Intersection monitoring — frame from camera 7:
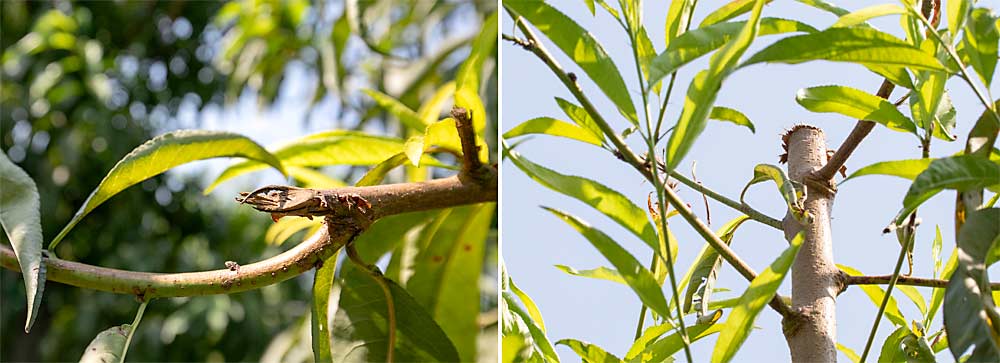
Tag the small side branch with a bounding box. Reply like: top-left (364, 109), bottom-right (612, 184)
top-left (845, 274), bottom-right (1000, 290)
top-left (451, 106), bottom-right (487, 177)
top-left (814, 79), bottom-right (895, 181)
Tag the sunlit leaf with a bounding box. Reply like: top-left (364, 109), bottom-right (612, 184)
top-left (625, 322), bottom-right (674, 361)
top-left (877, 326), bottom-right (910, 363)
top-left (837, 343), bottom-right (861, 363)
top-left (52, 130), bottom-right (284, 249)
top-left (544, 207), bottom-right (670, 319)
top-left (647, 17), bottom-right (817, 90)
top-left (840, 264), bottom-right (908, 326)
top-left (742, 27), bottom-right (947, 71)
top-left (455, 11), bottom-right (497, 134)
top-left (554, 97), bottom-right (606, 145)
top-left (664, 0), bottom-right (694, 48)
top-left (505, 1), bottom-right (638, 124)
top-left (711, 232), bottom-right (804, 363)
top-left (503, 117), bottom-right (604, 146)
top-left (205, 130), bottom-right (403, 194)
top-left (795, 85), bottom-right (917, 134)
top-left (709, 106), bottom-right (756, 133)
top-left (0, 152), bottom-right (45, 332)
top-left (407, 203), bottom-right (495, 361)
top-left (286, 166), bottom-right (346, 188)
top-left (962, 8), bottom-right (999, 87)
top-left (795, 0), bottom-right (849, 17)
top-left (635, 322), bottom-right (723, 361)
top-left (330, 265), bottom-right (461, 362)
top-left (556, 339), bottom-right (623, 363)
top-left (664, 0), bottom-right (766, 171)
top-left (264, 217), bottom-right (322, 245)
top-left (740, 164), bottom-right (805, 220)
top-left (505, 147), bottom-right (659, 254)
top-left (844, 158), bottom-right (933, 183)
top-left (894, 155), bottom-right (1000, 224)
top-left (363, 89), bottom-right (427, 131)
top-left (503, 291), bottom-right (560, 363)
top-left (700, 0), bottom-right (774, 26)
top-left (509, 278), bottom-right (547, 333)
top-left (417, 82), bottom-right (456, 126)
top-left (554, 264), bottom-right (626, 285)
top-left (831, 4), bottom-right (904, 28)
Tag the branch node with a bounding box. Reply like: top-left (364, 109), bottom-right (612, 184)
top-left (451, 106), bottom-right (488, 180)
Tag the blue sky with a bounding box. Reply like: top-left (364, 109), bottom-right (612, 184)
top-left (501, 1), bottom-right (999, 361)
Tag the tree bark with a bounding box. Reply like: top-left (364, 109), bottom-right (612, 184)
top-left (782, 125), bottom-right (838, 362)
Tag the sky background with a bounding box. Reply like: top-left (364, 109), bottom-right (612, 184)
top-left (501, 1), bottom-right (999, 362)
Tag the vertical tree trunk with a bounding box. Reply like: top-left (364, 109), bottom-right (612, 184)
top-left (782, 125), bottom-right (838, 362)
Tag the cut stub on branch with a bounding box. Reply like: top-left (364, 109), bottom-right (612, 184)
top-left (238, 185), bottom-right (372, 224)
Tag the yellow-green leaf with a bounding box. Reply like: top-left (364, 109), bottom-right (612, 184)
top-left (743, 27), bottom-right (947, 71)
top-left (52, 130), bottom-right (283, 249)
top-left (796, 85), bottom-right (917, 134)
top-left (503, 117), bottom-right (604, 146)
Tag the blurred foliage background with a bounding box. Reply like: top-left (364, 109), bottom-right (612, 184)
top-left (0, 0), bottom-right (497, 361)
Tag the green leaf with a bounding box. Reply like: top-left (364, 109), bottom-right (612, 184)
top-left (739, 164), bottom-right (805, 220)
top-left (711, 232), bottom-right (804, 363)
top-left (897, 284), bottom-right (927, 316)
top-left (205, 130), bottom-right (403, 194)
top-left (503, 290), bottom-right (560, 363)
top-left (664, 0), bottom-right (695, 47)
top-left (909, 40), bottom-right (950, 139)
top-left (831, 4), bottom-right (904, 28)
top-left (625, 322), bottom-right (675, 361)
top-left (637, 26), bottom-right (657, 83)
top-left (932, 225), bottom-right (944, 279)
top-left (554, 264), bottom-right (626, 285)
top-left (79, 324), bottom-right (130, 363)
top-left (508, 278), bottom-right (546, 333)
top-left (795, 85), bottom-right (917, 134)
top-left (795, 0), bottom-right (849, 17)
top-left (330, 265), bottom-right (461, 362)
top-left (683, 216), bottom-right (751, 314)
top-left (709, 106), bottom-right (756, 133)
top-left (947, 0), bottom-right (971, 40)
top-left (963, 8), bottom-right (999, 87)
top-left (664, 0), bottom-right (767, 171)
top-left (455, 11), bottom-right (497, 134)
top-left (264, 217), bottom-right (322, 245)
top-left (895, 155), bottom-right (1000, 224)
top-left (631, 323), bottom-right (723, 362)
top-left (503, 117), bottom-right (605, 146)
top-left (877, 326), bottom-right (911, 363)
top-left (504, 148), bottom-right (659, 255)
top-left (417, 82), bottom-right (456, 126)
top-left (557, 339), bottom-right (623, 363)
top-left (505, 1), bottom-right (638, 124)
top-left (742, 27), bottom-right (947, 71)
top-left (544, 207), bottom-right (671, 319)
top-left (363, 89), bottom-right (427, 131)
top-left (51, 130), bottom-right (283, 249)
top-left (700, 0), bottom-right (774, 27)
top-left (554, 97), bottom-right (606, 146)
top-left (839, 264), bottom-right (908, 326)
top-left (357, 153), bottom-right (409, 187)
top-left (925, 247), bottom-right (958, 326)
top-left (406, 203), bottom-right (494, 362)
top-left (312, 249), bottom-right (340, 363)
top-left (647, 17), bottom-right (817, 89)
top-left (286, 166), bottom-right (347, 188)
top-left (837, 343), bottom-right (862, 363)
top-left (406, 118), bottom-right (490, 167)
top-left (844, 158), bottom-right (933, 183)
top-left (0, 152), bottom-right (45, 332)
top-left (944, 209), bottom-right (1000, 362)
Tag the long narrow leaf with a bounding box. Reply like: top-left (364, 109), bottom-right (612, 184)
top-left (505, 1), bottom-right (638, 124)
top-left (544, 207), bottom-right (671, 319)
top-left (52, 130), bottom-right (284, 249)
top-left (742, 27), bottom-right (947, 71)
top-left (944, 209), bottom-right (1000, 362)
top-left (894, 155), bottom-right (1000, 224)
top-left (711, 232), bottom-right (804, 363)
top-left (455, 11), bottom-right (498, 134)
top-left (795, 85), bottom-right (917, 135)
top-left (0, 152), bottom-right (45, 332)
top-left (503, 117), bottom-right (605, 146)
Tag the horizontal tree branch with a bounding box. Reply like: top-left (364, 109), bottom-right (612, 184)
top-left (845, 273), bottom-right (1000, 290)
top-left (0, 172), bottom-right (497, 299)
top-left (506, 19), bottom-right (794, 318)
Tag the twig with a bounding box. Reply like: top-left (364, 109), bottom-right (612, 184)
top-left (507, 11), bottom-right (793, 318)
top-left (451, 106), bottom-right (486, 176)
top-left (814, 79), bottom-right (895, 181)
top-left (691, 162), bottom-right (711, 226)
top-left (659, 160), bottom-right (783, 229)
top-left (844, 273), bottom-right (1000, 290)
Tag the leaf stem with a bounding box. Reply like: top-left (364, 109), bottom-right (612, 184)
top-left (120, 300), bottom-right (149, 363)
